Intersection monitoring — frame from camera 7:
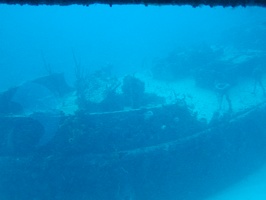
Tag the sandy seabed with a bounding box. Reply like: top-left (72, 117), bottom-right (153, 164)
top-left (137, 73), bottom-right (266, 123)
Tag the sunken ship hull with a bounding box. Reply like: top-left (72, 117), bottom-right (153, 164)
top-left (0, 74), bottom-right (266, 200)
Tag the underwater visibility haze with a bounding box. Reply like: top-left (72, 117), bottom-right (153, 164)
top-left (0, 4), bottom-right (266, 200)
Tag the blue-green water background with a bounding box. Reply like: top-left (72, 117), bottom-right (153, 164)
top-left (0, 5), bottom-right (266, 90)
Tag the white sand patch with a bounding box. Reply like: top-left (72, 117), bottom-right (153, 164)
top-left (229, 77), bottom-right (266, 113)
top-left (136, 74), bottom-right (220, 121)
top-left (57, 91), bottom-right (79, 115)
top-left (136, 73), bottom-right (266, 123)
top-left (206, 165), bottom-right (266, 200)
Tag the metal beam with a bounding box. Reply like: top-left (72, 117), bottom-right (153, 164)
top-left (0, 0), bottom-right (266, 7)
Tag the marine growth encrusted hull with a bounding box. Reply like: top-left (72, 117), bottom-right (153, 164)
top-left (0, 100), bottom-right (266, 200)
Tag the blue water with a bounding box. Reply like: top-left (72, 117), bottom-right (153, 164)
top-left (0, 4), bottom-right (266, 200)
top-left (0, 5), bottom-right (265, 89)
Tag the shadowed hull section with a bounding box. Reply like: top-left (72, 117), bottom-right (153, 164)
top-left (0, 103), bottom-right (265, 200)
